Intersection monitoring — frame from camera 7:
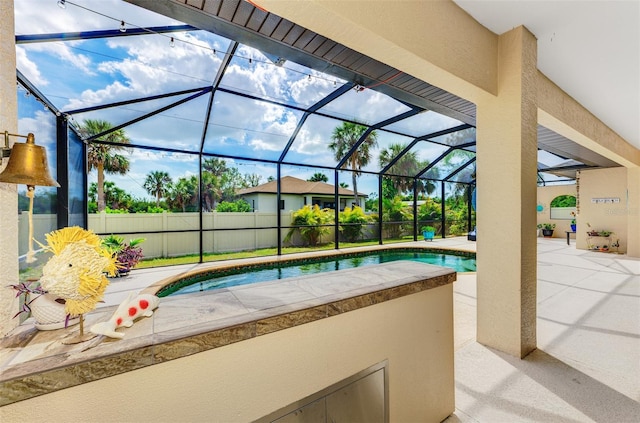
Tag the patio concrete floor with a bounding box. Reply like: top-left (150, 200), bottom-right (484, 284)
top-left (103, 237), bottom-right (640, 422)
top-left (449, 237), bottom-right (639, 422)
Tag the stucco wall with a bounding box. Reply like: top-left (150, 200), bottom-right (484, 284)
top-left (0, 286), bottom-right (455, 423)
top-left (536, 184), bottom-right (578, 238)
top-left (575, 168), bottom-right (629, 253)
top-left (261, 0), bottom-right (497, 105)
top-left (0, 0), bottom-right (19, 336)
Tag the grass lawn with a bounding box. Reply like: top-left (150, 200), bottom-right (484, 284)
top-left (135, 240), bottom-right (386, 268)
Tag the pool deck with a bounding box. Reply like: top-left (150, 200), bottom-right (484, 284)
top-left (2, 236), bottom-right (639, 421)
top-left (0, 243), bottom-right (458, 406)
top-left (449, 237), bottom-right (640, 422)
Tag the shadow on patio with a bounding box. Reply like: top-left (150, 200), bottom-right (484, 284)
top-left (448, 238), bottom-right (640, 422)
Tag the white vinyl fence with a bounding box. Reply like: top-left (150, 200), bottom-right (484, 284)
top-left (18, 212), bottom-right (346, 259)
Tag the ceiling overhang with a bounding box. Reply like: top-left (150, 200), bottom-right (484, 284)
top-left (127, 0), bottom-right (621, 179)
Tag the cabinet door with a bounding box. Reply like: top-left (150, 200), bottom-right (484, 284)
top-left (326, 368), bottom-right (385, 423)
top-left (258, 363), bottom-right (387, 423)
top-left (272, 398), bottom-right (325, 423)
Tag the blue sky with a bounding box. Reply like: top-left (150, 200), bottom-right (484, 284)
top-left (15, 0), bottom-right (480, 201)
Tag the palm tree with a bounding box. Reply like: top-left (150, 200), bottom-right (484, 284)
top-left (441, 149), bottom-right (475, 197)
top-left (80, 119), bottom-right (131, 212)
top-left (379, 143), bottom-right (434, 196)
top-left (308, 172), bottom-right (328, 183)
top-left (88, 181), bottom-right (131, 211)
top-left (202, 157), bottom-right (228, 209)
top-left (243, 173), bottom-right (263, 187)
top-left (200, 171), bottom-right (220, 212)
top-left (144, 171), bottom-right (172, 207)
top-left (328, 122), bottom-right (378, 207)
top-left (168, 176), bottom-right (197, 212)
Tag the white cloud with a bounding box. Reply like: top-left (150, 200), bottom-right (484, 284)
top-left (20, 41), bottom-right (95, 75)
top-left (289, 69), bottom-right (341, 106)
top-left (18, 110), bottom-right (56, 148)
top-left (15, 0), bottom-right (177, 34)
top-left (15, 47), bottom-right (48, 86)
top-left (320, 88), bottom-right (410, 125)
top-left (65, 81), bottom-right (131, 110)
top-left (61, 36), bottom-right (220, 112)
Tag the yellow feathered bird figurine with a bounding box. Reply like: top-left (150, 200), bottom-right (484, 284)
top-left (39, 227), bottom-right (117, 316)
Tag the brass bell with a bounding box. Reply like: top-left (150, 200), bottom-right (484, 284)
top-left (0, 132), bottom-right (60, 187)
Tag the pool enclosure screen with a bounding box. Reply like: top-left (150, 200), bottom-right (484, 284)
top-left (13, 0), bottom-right (594, 264)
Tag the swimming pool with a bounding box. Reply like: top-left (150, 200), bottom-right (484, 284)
top-left (158, 248), bottom-right (475, 297)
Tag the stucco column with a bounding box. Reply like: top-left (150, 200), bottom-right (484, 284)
top-left (0, 0), bottom-right (19, 335)
top-left (476, 26), bottom-right (538, 358)
top-left (627, 167), bottom-right (640, 257)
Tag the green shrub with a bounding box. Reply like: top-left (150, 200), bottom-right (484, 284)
top-left (382, 196), bottom-right (412, 238)
top-left (284, 205), bottom-right (333, 246)
top-left (339, 206), bottom-right (371, 242)
top-left (216, 199), bottom-right (251, 212)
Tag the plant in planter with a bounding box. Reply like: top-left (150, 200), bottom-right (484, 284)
top-left (570, 212), bottom-right (577, 232)
top-left (537, 223), bottom-right (556, 237)
top-left (102, 235), bottom-right (145, 277)
top-left (9, 280), bottom-right (80, 330)
top-left (421, 225), bottom-right (436, 241)
top-left (585, 222), bottom-right (600, 237)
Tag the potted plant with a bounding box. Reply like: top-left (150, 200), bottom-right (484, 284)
top-left (102, 235), bottom-right (145, 277)
top-left (537, 223), bottom-right (556, 237)
top-left (9, 280), bottom-right (80, 330)
top-left (421, 225), bottom-right (436, 241)
top-left (570, 212), bottom-right (576, 232)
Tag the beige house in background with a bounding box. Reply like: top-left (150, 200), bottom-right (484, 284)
top-left (237, 176), bottom-right (367, 212)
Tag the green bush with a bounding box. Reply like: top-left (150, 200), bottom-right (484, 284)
top-left (550, 195), bottom-right (576, 208)
top-left (339, 206), bottom-right (370, 242)
top-left (216, 199), bottom-right (251, 212)
top-left (284, 205), bottom-right (333, 246)
top-left (418, 198), bottom-right (441, 221)
top-left (382, 196), bottom-right (412, 238)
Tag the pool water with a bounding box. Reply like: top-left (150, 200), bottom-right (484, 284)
top-left (163, 250), bottom-right (475, 296)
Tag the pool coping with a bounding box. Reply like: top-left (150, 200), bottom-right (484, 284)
top-left (1, 245), bottom-right (464, 406)
top-left (145, 242), bottom-right (475, 297)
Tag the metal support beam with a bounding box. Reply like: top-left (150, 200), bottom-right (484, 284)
top-left (279, 82), bottom-right (354, 162)
top-left (441, 180), bottom-right (446, 239)
top-left (56, 116), bottom-right (69, 230)
top-left (201, 42), bottom-right (238, 153)
top-left (83, 88), bottom-right (212, 142)
top-left (443, 157), bottom-right (476, 181)
top-left (16, 25), bottom-right (197, 44)
top-left (378, 175), bottom-right (383, 245)
top-left (336, 108), bottom-right (423, 171)
top-left (334, 169), bottom-right (340, 250)
top-left (277, 164), bottom-right (282, 256)
top-left (412, 179), bottom-right (418, 241)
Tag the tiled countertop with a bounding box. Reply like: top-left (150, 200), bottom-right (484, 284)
top-left (0, 260), bottom-right (456, 406)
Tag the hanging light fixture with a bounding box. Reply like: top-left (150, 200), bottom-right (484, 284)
top-left (1, 131), bottom-right (60, 263)
top-left (120, 20), bottom-right (126, 33)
